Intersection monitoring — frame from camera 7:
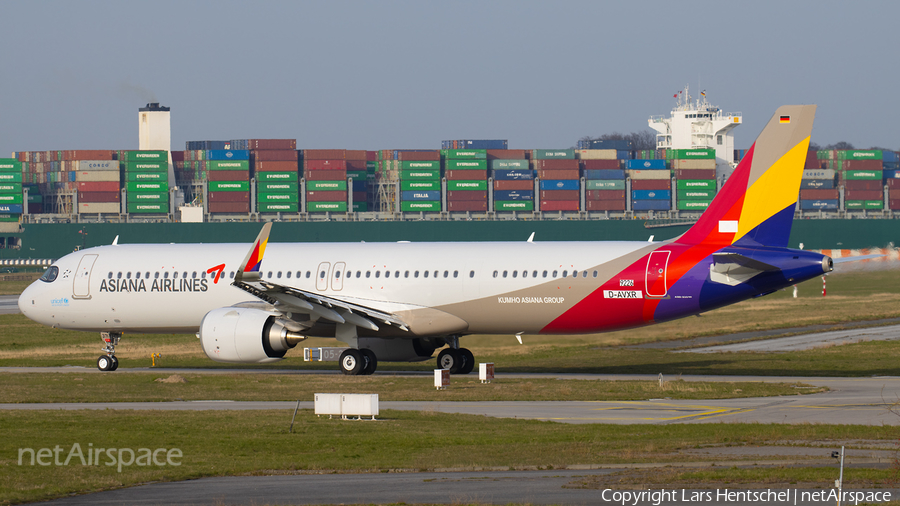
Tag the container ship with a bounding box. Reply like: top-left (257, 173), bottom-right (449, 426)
top-left (1, 93), bottom-right (898, 262)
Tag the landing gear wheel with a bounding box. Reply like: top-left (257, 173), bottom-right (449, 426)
top-left (339, 349), bottom-right (365, 376)
top-left (458, 348), bottom-right (475, 375)
top-left (360, 349), bottom-right (377, 375)
top-left (97, 355), bottom-right (113, 371)
top-left (109, 356), bottom-right (119, 371)
top-left (437, 348), bottom-right (462, 374)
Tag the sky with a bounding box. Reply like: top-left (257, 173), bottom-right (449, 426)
top-left (1, 0), bottom-right (899, 156)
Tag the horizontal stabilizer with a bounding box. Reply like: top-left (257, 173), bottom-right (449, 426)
top-left (710, 252), bottom-right (779, 286)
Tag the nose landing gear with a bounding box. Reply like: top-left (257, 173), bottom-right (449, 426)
top-left (97, 331), bottom-right (121, 371)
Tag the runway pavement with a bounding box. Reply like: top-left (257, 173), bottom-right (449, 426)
top-left (683, 324), bottom-right (900, 353)
top-left (0, 294), bottom-right (19, 314)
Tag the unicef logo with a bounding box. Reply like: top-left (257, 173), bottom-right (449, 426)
top-left (643, 161), bottom-right (651, 168)
top-left (556, 182), bottom-right (564, 188)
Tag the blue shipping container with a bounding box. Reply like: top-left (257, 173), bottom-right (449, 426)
top-left (492, 169), bottom-right (534, 180)
top-left (883, 151), bottom-right (899, 163)
top-left (401, 190), bottom-right (440, 201)
top-left (632, 200), bottom-right (670, 211)
top-left (0, 204), bottom-right (23, 213)
top-left (351, 180), bottom-right (367, 191)
top-left (207, 150), bottom-right (250, 161)
top-left (626, 159), bottom-right (666, 170)
top-left (800, 179), bottom-right (835, 189)
top-left (632, 190), bottom-right (671, 200)
top-left (493, 190), bottom-right (534, 201)
top-left (799, 199), bottom-right (838, 210)
top-left (616, 150), bottom-right (633, 160)
top-left (584, 169), bottom-right (625, 180)
top-left (586, 139), bottom-right (633, 150)
top-left (883, 169), bottom-right (900, 179)
top-left (539, 180), bottom-right (580, 191)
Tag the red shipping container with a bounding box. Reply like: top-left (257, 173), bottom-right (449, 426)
top-left (800, 189), bottom-right (839, 200)
top-left (209, 202), bottom-right (251, 213)
top-left (64, 150), bottom-right (115, 161)
top-left (303, 149), bottom-right (345, 160)
top-left (493, 180), bottom-right (533, 191)
top-left (79, 192), bottom-right (120, 203)
top-left (171, 151), bottom-right (185, 162)
top-left (889, 179), bottom-right (900, 189)
top-left (538, 169), bottom-right (579, 180)
top-left (804, 149), bottom-right (819, 169)
top-left (586, 199), bottom-right (626, 211)
top-left (447, 200), bottom-right (487, 212)
top-left (306, 190), bottom-right (347, 202)
top-left (535, 159), bottom-right (579, 170)
top-left (586, 190), bottom-right (626, 200)
top-left (208, 192), bottom-right (250, 202)
top-left (366, 151), bottom-right (378, 161)
top-left (305, 169), bottom-right (347, 181)
top-left (632, 179), bottom-right (671, 190)
top-left (77, 181), bottom-right (119, 192)
top-left (207, 170), bottom-right (249, 181)
top-left (351, 191), bottom-right (367, 202)
top-left (305, 159), bottom-right (347, 171)
top-left (446, 170), bottom-right (487, 180)
top-left (541, 200), bottom-right (580, 211)
top-left (540, 190), bottom-right (579, 200)
top-left (28, 203), bottom-right (42, 214)
top-left (486, 149), bottom-right (528, 160)
top-left (251, 150), bottom-right (298, 161)
top-left (675, 169), bottom-right (716, 180)
top-left (581, 159), bottom-right (621, 170)
top-left (891, 199), bottom-right (900, 210)
top-left (889, 189), bottom-right (900, 199)
top-left (255, 160), bottom-right (299, 172)
top-left (447, 191), bottom-right (487, 201)
top-left (248, 139), bottom-right (296, 150)
top-left (841, 159), bottom-right (883, 171)
top-left (346, 160), bottom-right (367, 171)
top-left (345, 150), bottom-right (367, 161)
top-left (845, 190), bottom-right (883, 201)
top-left (843, 180), bottom-right (882, 191)
top-left (397, 151), bottom-right (440, 161)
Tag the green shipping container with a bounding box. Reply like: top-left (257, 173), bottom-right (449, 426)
top-left (0, 159), bottom-right (23, 172)
top-left (532, 149), bottom-right (575, 160)
top-left (0, 183), bottom-right (22, 193)
top-left (257, 171), bottom-right (298, 182)
top-left (677, 200), bottom-right (712, 211)
top-left (257, 193), bottom-right (299, 203)
top-left (125, 161), bottom-right (167, 172)
top-left (843, 170), bottom-right (882, 180)
top-left (127, 202), bottom-right (167, 213)
top-left (586, 180), bottom-right (625, 190)
top-left (126, 181), bottom-right (168, 193)
top-left (27, 194), bottom-right (43, 204)
top-left (209, 181), bottom-right (250, 192)
top-left (676, 179), bottom-right (716, 190)
top-left (677, 189), bottom-right (716, 200)
top-left (207, 160), bottom-right (250, 171)
top-left (0, 193), bottom-right (23, 204)
top-left (865, 200), bottom-right (884, 209)
top-left (125, 172), bottom-right (166, 182)
top-left (401, 180), bottom-right (440, 191)
top-left (124, 151), bottom-right (167, 162)
top-left (669, 148), bottom-right (715, 159)
top-left (347, 171), bottom-right (367, 179)
top-left (307, 201), bottom-right (347, 212)
top-left (366, 161), bottom-right (377, 172)
top-left (0, 214), bottom-right (19, 222)
top-left (0, 173), bottom-right (23, 183)
top-left (401, 160), bottom-right (440, 170)
top-left (307, 180), bottom-right (346, 191)
top-left (259, 182), bottom-right (299, 193)
top-left (129, 192), bottom-right (167, 202)
top-left (259, 203), bottom-right (299, 213)
top-left (837, 150), bottom-right (882, 161)
top-left (401, 201), bottom-right (441, 212)
top-left (444, 149), bottom-right (487, 159)
top-left (495, 200), bottom-right (534, 211)
top-left (400, 169), bottom-right (440, 180)
top-left (490, 159), bottom-right (529, 169)
top-left (448, 180), bottom-right (487, 191)
top-left (445, 159), bottom-right (487, 170)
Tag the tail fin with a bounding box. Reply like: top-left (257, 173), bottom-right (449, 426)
top-left (678, 105), bottom-right (816, 248)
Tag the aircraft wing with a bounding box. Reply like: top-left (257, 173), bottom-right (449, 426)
top-left (231, 224), bottom-right (409, 333)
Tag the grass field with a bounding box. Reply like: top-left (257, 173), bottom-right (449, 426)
top-left (1, 410), bottom-right (898, 505)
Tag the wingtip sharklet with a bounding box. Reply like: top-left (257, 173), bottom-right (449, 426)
top-left (235, 223), bottom-right (272, 283)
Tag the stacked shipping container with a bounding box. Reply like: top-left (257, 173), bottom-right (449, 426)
top-left (399, 151), bottom-right (441, 212)
top-left (534, 149), bottom-right (579, 211)
top-left (444, 149), bottom-right (488, 212)
top-left (122, 151), bottom-right (168, 214)
top-left (669, 149), bottom-right (716, 212)
top-left (252, 140), bottom-right (299, 213)
top-left (305, 150), bottom-right (349, 213)
top-left (0, 159), bottom-right (23, 220)
top-left (491, 150), bottom-right (533, 212)
top-left (582, 151), bottom-right (625, 211)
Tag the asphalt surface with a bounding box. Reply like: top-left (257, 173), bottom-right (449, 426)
top-left (683, 324), bottom-right (900, 353)
top-left (0, 294), bottom-right (19, 314)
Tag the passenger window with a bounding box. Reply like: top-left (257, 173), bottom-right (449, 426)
top-left (277, 271), bottom-right (282, 279)
top-left (562, 270), bottom-right (568, 277)
top-left (533, 270), bottom-right (538, 277)
top-left (414, 271), bottom-right (419, 278)
top-left (126, 272), bottom-right (131, 279)
top-left (522, 271), bottom-right (527, 278)
top-left (395, 271), bottom-right (400, 278)
top-left (174, 272), bottom-right (179, 279)
top-left (335, 271), bottom-right (341, 278)
top-left (107, 272), bottom-right (113, 279)
top-left (582, 271), bottom-right (588, 278)
top-left (443, 271), bottom-right (448, 278)
top-left (405, 271), bottom-right (409, 278)
top-left (503, 271), bottom-right (508, 278)
top-left (512, 271), bottom-right (518, 278)
top-left (356, 271), bottom-right (361, 278)
top-left (154, 272), bottom-right (160, 279)
top-left (433, 271), bottom-right (438, 278)
top-left (469, 271), bottom-right (474, 278)
top-left (552, 270), bottom-right (558, 277)
top-left (229, 272), bottom-right (234, 279)
top-left (192, 272), bottom-right (197, 279)
top-left (319, 270), bottom-right (326, 279)
top-left (453, 271), bottom-right (458, 278)
top-left (493, 271), bottom-right (498, 278)
top-left (135, 272), bottom-right (141, 279)
top-left (384, 271), bottom-right (389, 278)
top-left (366, 271), bottom-right (371, 278)
top-left (376, 271), bottom-right (381, 278)
top-left (117, 272), bottom-right (122, 279)
top-left (164, 272), bottom-right (169, 279)
top-left (297, 271), bottom-right (302, 278)
top-left (201, 271), bottom-right (206, 279)
top-left (593, 270), bottom-right (598, 278)
top-left (543, 270), bottom-right (548, 278)
top-left (286, 271), bottom-right (291, 278)
top-left (424, 271), bottom-right (429, 278)
top-left (183, 272), bottom-right (187, 279)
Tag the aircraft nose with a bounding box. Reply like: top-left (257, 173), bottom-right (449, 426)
top-left (18, 282), bottom-right (37, 316)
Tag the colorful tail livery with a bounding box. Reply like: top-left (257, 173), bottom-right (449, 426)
top-left (544, 105), bottom-right (832, 333)
top-left (234, 222), bottom-right (271, 282)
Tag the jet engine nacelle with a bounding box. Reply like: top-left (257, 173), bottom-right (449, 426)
top-left (199, 307), bottom-right (307, 364)
top-left (358, 337), bottom-right (438, 362)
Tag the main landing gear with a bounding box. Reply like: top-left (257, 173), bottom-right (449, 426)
top-left (97, 332), bottom-right (121, 371)
top-left (339, 348), bottom-right (378, 376)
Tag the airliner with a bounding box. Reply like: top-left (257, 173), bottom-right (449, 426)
top-left (19, 105), bottom-right (835, 375)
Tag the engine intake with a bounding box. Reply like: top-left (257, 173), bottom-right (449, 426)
top-left (199, 307), bottom-right (307, 364)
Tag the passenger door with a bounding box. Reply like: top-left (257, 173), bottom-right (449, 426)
top-left (315, 262), bottom-right (331, 291)
top-left (331, 262), bottom-right (346, 291)
top-left (645, 250), bottom-right (670, 298)
top-left (73, 254), bottom-right (98, 299)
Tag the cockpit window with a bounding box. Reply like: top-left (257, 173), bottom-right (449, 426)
top-left (39, 266), bottom-right (59, 283)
